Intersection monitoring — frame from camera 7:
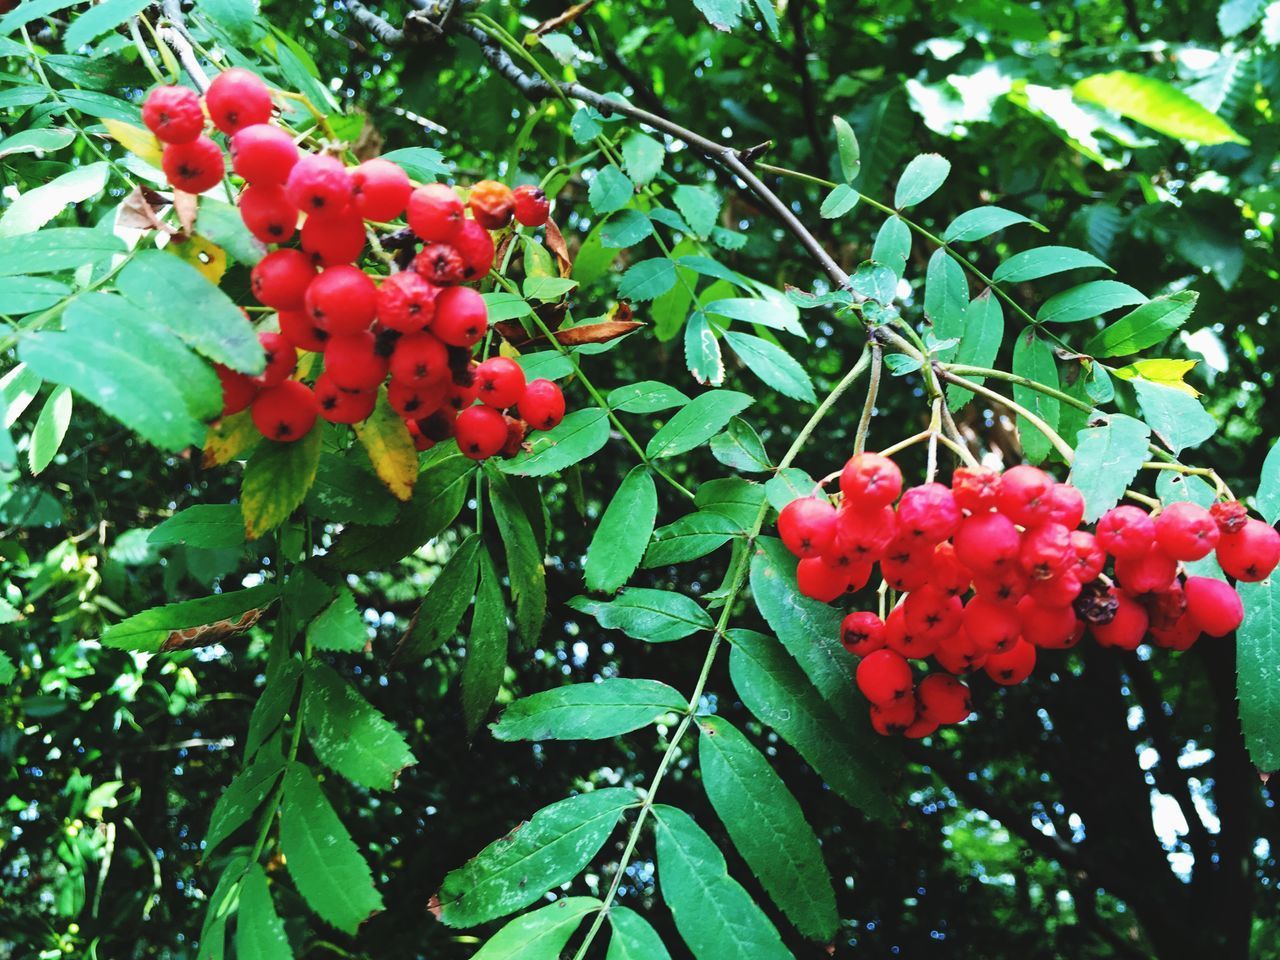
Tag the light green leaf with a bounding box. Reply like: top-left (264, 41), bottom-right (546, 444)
top-left (1074, 71), bottom-right (1248, 145)
top-left (0, 1), bottom-right (79, 37)
top-left (0, 127), bottom-right (74, 158)
top-left (1238, 577), bottom-right (1280, 770)
top-left (621, 133), bottom-right (664, 185)
top-left (204, 754), bottom-right (284, 854)
top-left (27, 385), bottom-right (71, 475)
top-left (1011, 328), bottom-right (1060, 464)
top-left (585, 465), bottom-right (658, 593)
top-left (646, 390), bottom-right (754, 459)
top-left (991, 245), bottom-right (1111, 283)
top-left (947, 289), bottom-right (1005, 410)
top-left (1, 364), bottom-right (41, 428)
top-left (644, 511), bottom-right (741, 568)
top-left (943, 206), bottom-right (1041, 242)
top-left (196, 0), bottom-right (260, 41)
top-left (619, 258), bottom-right (677, 301)
top-left (607, 907), bottom-right (672, 960)
top-left (832, 114), bottom-right (861, 182)
top-left (1258, 440), bottom-right (1280, 526)
top-left (500, 408), bottom-right (610, 476)
top-left (685, 311), bottom-right (725, 386)
top-left (894, 153), bottom-right (950, 208)
top-left (672, 185), bottom-right (721, 238)
top-left (569, 588), bottom-right (713, 642)
top-left (0, 161), bottom-right (108, 238)
top-left (0, 276), bottom-right (70, 314)
top-left (305, 586), bottom-right (366, 653)
top-left (819, 183), bottom-right (859, 218)
top-left (1083, 291), bottom-right (1198, 357)
top-left (0, 227), bottom-right (124, 276)
top-left (1219, 0), bottom-right (1267, 33)
top-left (234, 864), bottom-right (292, 960)
top-left (710, 417), bottom-right (770, 473)
top-left (354, 390), bottom-right (418, 502)
top-left (1132, 378), bottom-right (1216, 455)
top-left (101, 582), bottom-right (277, 652)
top-left (589, 166), bottom-right (635, 214)
top-left (301, 661), bottom-right (415, 790)
top-left (608, 380), bottom-right (690, 413)
top-left (240, 429), bottom-right (323, 540)
top-left (703, 296), bottom-right (804, 338)
top-left (473, 898), bottom-right (602, 960)
top-left (924, 249), bottom-right (967, 360)
top-left (63, 0), bottom-right (151, 48)
top-left (872, 217), bottom-right (911, 278)
top-left (1036, 280), bottom-right (1146, 325)
top-left (723, 332), bottom-right (815, 402)
top-left (150, 504), bottom-right (245, 550)
top-left (0, 650), bottom-right (14, 683)
top-left (1068, 413), bottom-right (1151, 522)
top-left (379, 146), bottom-right (449, 180)
top-left (491, 678), bottom-right (686, 741)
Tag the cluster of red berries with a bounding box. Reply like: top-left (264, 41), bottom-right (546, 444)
top-left (777, 456), bottom-right (1280, 738)
top-left (142, 69), bottom-right (562, 460)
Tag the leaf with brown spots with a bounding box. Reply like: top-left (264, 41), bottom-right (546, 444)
top-left (494, 319), bottom-right (644, 349)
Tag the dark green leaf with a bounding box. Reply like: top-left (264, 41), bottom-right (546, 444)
top-left (1068, 413), bottom-right (1151, 522)
top-left (924, 249), bottom-right (967, 359)
top-left (1083, 291), bottom-right (1198, 357)
top-left (500, 408), bottom-right (610, 476)
top-left (1036, 280), bottom-right (1146, 325)
top-left (644, 511), bottom-right (741, 567)
top-left (619, 258), bottom-right (677, 301)
top-left (305, 586), bottom-right (366, 653)
top-left (607, 907), bottom-right (673, 960)
top-left (696, 476), bottom-right (767, 527)
top-left (487, 469), bottom-right (546, 649)
top-left (585, 465), bottom-right (657, 593)
top-left (710, 417), bottom-right (770, 473)
top-left (947, 289), bottom-right (1005, 410)
top-left (1011, 328), bottom-right (1060, 464)
top-left (101, 583), bottom-right (277, 652)
top-left (724, 332), bottom-right (815, 402)
top-left (646, 390), bottom-right (753, 459)
top-left (234, 864), bottom-right (292, 960)
top-left (473, 898), bottom-right (602, 960)
top-left (1131, 379), bottom-right (1216, 454)
top-left (832, 115), bottom-right (861, 182)
top-left (569, 588), bottom-right (713, 642)
top-left (149, 504), bottom-right (245, 550)
top-left (305, 453), bottom-right (399, 526)
top-left (943, 206), bottom-right (1041, 242)
top-left (390, 535), bottom-right (481, 662)
top-left (245, 659), bottom-right (301, 760)
top-left (894, 153), bottom-right (950, 208)
top-left (1238, 577), bottom-right (1280, 770)
top-left (491, 678), bottom-right (685, 741)
top-left (608, 380), bottom-right (690, 413)
top-left (301, 661), bottom-right (415, 790)
top-left (462, 547), bottom-right (508, 736)
top-left (204, 754), bottom-right (284, 855)
top-left (764, 468), bottom-right (814, 512)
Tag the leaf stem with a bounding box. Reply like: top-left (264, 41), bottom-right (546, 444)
top-left (853, 342), bottom-right (882, 455)
top-left (936, 369), bottom-right (1076, 463)
top-left (940, 363), bottom-right (1094, 413)
top-left (877, 429), bottom-right (933, 460)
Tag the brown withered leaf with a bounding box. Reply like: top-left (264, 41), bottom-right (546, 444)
top-left (173, 189), bottom-right (199, 234)
top-left (493, 318), bottom-right (643, 349)
top-left (529, 0), bottom-right (597, 38)
top-left (160, 605), bottom-right (269, 651)
top-left (118, 185), bottom-right (175, 232)
top-left (543, 218), bottom-right (572, 277)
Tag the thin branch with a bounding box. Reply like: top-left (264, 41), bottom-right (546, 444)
top-left (344, 0), bottom-right (405, 45)
top-left (159, 0), bottom-right (209, 91)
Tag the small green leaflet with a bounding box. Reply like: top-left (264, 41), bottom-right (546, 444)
top-left (724, 332), bottom-right (814, 402)
top-left (584, 465), bottom-right (657, 593)
top-left (305, 586), bottom-right (366, 653)
top-left (491, 678), bottom-right (686, 741)
top-left (240, 429), bottom-right (323, 540)
top-left (487, 470), bottom-right (546, 649)
top-left (618, 258), bottom-right (677, 301)
top-left (234, 864), bottom-right (292, 960)
top-left (27, 386), bottom-right (71, 475)
top-left (0, 126), bottom-right (71, 158)
top-left (1238, 577), bottom-right (1280, 770)
top-left (472, 898), bottom-right (603, 960)
top-left (462, 547), bottom-right (507, 736)
top-left (607, 907), bottom-right (673, 960)
top-left (644, 511), bottom-right (742, 568)
top-left (204, 754), bottom-right (284, 854)
top-left (884, 353), bottom-right (922, 376)
top-left (608, 380), bottom-right (690, 413)
top-left (851, 260), bottom-right (897, 305)
top-left (1068, 413), bottom-right (1151, 522)
top-left (1131, 378), bottom-right (1216, 454)
top-left (621, 132), bottom-right (664, 184)
top-left (991, 245), bottom-right (1111, 283)
top-left (0, 161), bottom-right (108, 238)
top-left (1011, 329), bottom-right (1060, 464)
top-left (196, 853), bottom-right (248, 960)
top-left (894, 153), bottom-right (950, 208)
top-left (819, 183), bottom-right (859, 218)
top-left (947, 290), bottom-right (1004, 411)
top-left (588, 166), bottom-right (635, 215)
top-left (872, 217), bottom-right (911, 279)
top-left (1258, 440), bottom-right (1280, 525)
top-left (301, 661), bottom-right (415, 790)
top-left (1036, 280), bottom-right (1146, 324)
top-left (63, 0), bottom-right (152, 48)
top-left (1073, 71), bottom-right (1249, 146)
top-left (673, 185), bottom-right (721, 238)
top-left (149, 504), bottom-right (245, 550)
top-left (245, 659), bottom-right (301, 760)
top-left (391, 535), bottom-right (481, 664)
top-left (569, 588), bottom-right (714, 642)
top-left (433, 789), bottom-right (636, 927)
top-left (500, 408), bottom-right (610, 476)
top-left (600, 209), bottom-right (653, 248)
top-left (710, 417), bottom-right (770, 473)
top-left (379, 146), bottom-right (449, 180)
top-left (832, 114), bottom-right (861, 182)
top-left (923, 249), bottom-right (967, 360)
top-left (696, 476), bottom-right (767, 527)
top-left (646, 390), bottom-right (753, 458)
top-left (942, 205), bottom-right (1041, 242)
top-left (306, 453), bottom-right (399, 526)
top-left (1083, 291), bottom-right (1198, 357)
top-left (0, 227), bottom-right (124, 276)
top-left (765, 468), bottom-right (815, 512)
top-left (101, 583), bottom-right (277, 652)
top-left (704, 293), bottom-right (804, 338)
top-left (685, 311), bottom-right (725, 386)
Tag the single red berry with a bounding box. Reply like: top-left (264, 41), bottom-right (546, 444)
top-left (314, 374), bottom-right (376, 424)
top-left (1154, 501), bottom-right (1220, 561)
top-left (301, 211), bottom-right (366, 266)
top-left (351, 158), bottom-right (410, 221)
top-left (1068, 530), bottom-right (1105, 583)
top-left (230, 124), bottom-right (298, 184)
top-left (897, 482), bottom-right (961, 543)
top-left (1184, 576), bottom-right (1244, 637)
top-left (953, 510), bottom-right (1020, 573)
top-left (324, 331), bottom-right (388, 391)
top-left (1017, 596), bottom-right (1077, 649)
top-left (840, 611), bottom-right (886, 657)
top-left (500, 415), bottom-right (528, 458)
top-left (934, 630), bottom-right (988, 675)
top-left (284, 154), bottom-right (354, 218)
top-left (951, 466), bottom-right (1001, 513)
top-left (918, 673), bottom-right (971, 724)
top-left (903, 710), bottom-right (941, 739)
top-left (252, 331), bottom-right (296, 387)
top-left (387, 377), bottom-right (448, 420)
top-left (777, 496), bottom-right (837, 558)
top-left (417, 408), bottom-right (457, 443)
top-left (449, 365), bottom-right (480, 411)
top-left (407, 183), bottom-right (464, 241)
top-left (433, 286), bottom-right (489, 347)
top-left (840, 452), bottom-right (902, 509)
top-left (856, 649), bottom-right (913, 705)
top-left (996, 464), bottom-right (1054, 527)
top-left (1091, 590), bottom-right (1149, 649)
top-left (1027, 572), bottom-right (1083, 607)
top-left (1045, 483), bottom-right (1085, 529)
top-left (1095, 505), bottom-right (1156, 559)
top-left (468, 180), bottom-right (515, 230)
top-left (1114, 547), bottom-right (1178, 595)
top-left (162, 136), bottom-right (224, 193)
top-left (880, 537), bottom-right (935, 592)
top-left (518, 379), bottom-right (566, 431)
top-left (984, 638), bottom-right (1036, 685)
top-left (884, 604), bottom-right (938, 659)
top-left (930, 541), bottom-right (973, 598)
top-left (454, 219), bottom-right (496, 280)
top-left (377, 271), bottom-right (438, 333)
top-left (1210, 500), bottom-right (1249, 535)
top-left (239, 184), bottom-right (298, 244)
top-left (277, 309), bottom-right (328, 353)
top-left (455, 404), bottom-right (508, 459)
top-left (870, 697), bottom-right (918, 736)
top-left (1147, 582), bottom-right (1187, 631)
top-left (1019, 522), bottom-right (1072, 581)
top-left (795, 556), bottom-right (851, 602)
top-left (1150, 612), bottom-right (1201, 652)
top-left (142, 85), bottom-right (204, 144)
top-left (205, 67), bottom-right (273, 135)
top-left (903, 585), bottom-right (963, 642)
top-left (405, 418), bottom-right (433, 452)
top-left (833, 503), bottom-right (897, 562)
top-left (413, 243), bottom-right (466, 285)
top-left (512, 184), bottom-right (551, 226)
top-left (305, 265), bottom-right (376, 335)
top-left (474, 356), bottom-right (527, 409)
top-left (215, 363), bottom-right (258, 417)
top-left (251, 379), bottom-right (318, 441)
top-left (1216, 518), bottom-right (1280, 582)
top-left (389, 332), bottom-right (449, 384)
top-left (972, 566), bottom-right (1030, 606)
top-left (251, 248), bottom-right (316, 310)
top-left (962, 595), bottom-right (1021, 653)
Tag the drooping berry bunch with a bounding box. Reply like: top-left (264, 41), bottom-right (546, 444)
top-left (778, 455), bottom-right (1280, 739)
top-left (143, 70), bottom-right (562, 461)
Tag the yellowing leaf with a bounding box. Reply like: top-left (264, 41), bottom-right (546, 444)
top-left (168, 234), bottom-right (227, 284)
top-left (102, 118), bottom-right (164, 168)
top-left (498, 340), bottom-right (521, 360)
top-left (1113, 358), bottom-right (1200, 396)
top-left (241, 427), bottom-right (323, 539)
top-left (354, 390), bottom-right (418, 501)
top-left (203, 409), bottom-right (260, 467)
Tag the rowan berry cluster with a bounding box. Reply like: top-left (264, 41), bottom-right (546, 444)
top-left (143, 70), bottom-right (562, 460)
top-left (777, 455), bottom-right (1280, 738)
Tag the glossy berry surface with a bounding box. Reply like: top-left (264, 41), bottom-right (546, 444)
top-left (314, 375), bottom-right (375, 425)
top-left (351, 158), bottom-right (411, 221)
top-left (251, 380), bottom-right (318, 441)
top-left (455, 405), bottom-right (508, 460)
top-left (305, 265), bottom-right (377, 335)
top-left (284, 154), bottom-right (354, 218)
top-left (518, 379), bottom-right (566, 431)
top-left (142, 85), bottom-right (204, 144)
top-left (778, 497), bottom-right (837, 559)
top-left (251, 249), bottom-right (315, 310)
top-left (238, 184), bottom-right (298, 244)
top-left (1216, 519), bottom-right (1280, 582)
top-left (377, 271), bottom-right (438, 333)
top-left (512, 184), bottom-right (551, 226)
top-left (230, 124), bottom-right (298, 184)
top-left (324, 331), bottom-right (388, 391)
top-left (1184, 576), bottom-right (1244, 637)
top-left (252, 331), bottom-right (296, 387)
top-left (162, 136), bottom-right (225, 194)
top-left (1154, 501), bottom-right (1220, 560)
top-left (407, 183), bottom-right (464, 241)
top-left (433, 286), bottom-right (489, 347)
top-left (856, 649), bottom-right (913, 705)
top-left (468, 180), bottom-right (515, 230)
top-left (840, 452), bottom-right (902, 508)
top-left (205, 67), bottom-right (273, 134)
top-left (474, 357), bottom-right (526, 409)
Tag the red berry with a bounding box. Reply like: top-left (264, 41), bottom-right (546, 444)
top-left (324, 331), bottom-right (388, 391)
top-left (795, 556), bottom-right (851, 602)
top-left (930, 541), bottom-right (973, 597)
top-left (1019, 522), bottom-right (1072, 581)
top-left (454, 219), bottom-right (496, 280)
top-left (277, 309), bottom-right (328, 352)
top-left (215, 363), bottom-right (258, 417)
top-left (918, 673), bottom-right (971, 724)
top-left (1068, 530), bottom-right (1105, 583)
top-left (351, 158), bottom-right (410, 221)
top-left (284, 154), bottom-right (354, 218)
top-left (1045, 483), bottom-right (1085, 529)
top-left (142, 85), bottom-right (204, 144)
top-left (162, 136), bottom-right (224, 193)
top-left (1150, 612), bottom-right (1201, 651)
top-left (239, 184), bottom-right (298, 244)
top-left (230, 124), bottom-right (298, 184)
top-left (455, 404), bottom-right (508, 459)
top-left (205, 67), bottom-right (273, 135)
top-left (1216, 518), bottom-right (1280, 582)
top-left (884, 604), bottom-right (938, 659)
top-left (934, 630), bottom-right (988, 675)
top-left (856, 649), bottom-right (913, 705)
top-left (1017, 596), bottom-right (1077, 649)
top-left (468, 180), bottom-right (516, 230)
top-left (833, 503), bottom-right (897, 562)
top-left (972, 566), bottom-right (1030, 606)
top-left (896, 482), bottom-right (961, 543)
top-left (1095, 505), bottom-right (1155, 559)
top-left (518, 379), bottom-right (566, 431)
top-left (251, 379), bottom-right (318, 441)
top-left (1210, 500), bottom-right (1249, 535)
top-left (870, 697), bottom-right (918, 736)
top-left (301, 211), bottom-right (366, 266)
top-left (903, 585), bottom-right (963, 642)
top-left (407, 183), bottom-right (464, 241)
top-left (777, 496), bottom-right (837, 558)
top-left (1154, 502), bottom-right (1220, 561)
top-left (953, 510), bottom-right (1020, 573)
top-left (840, 452), bottom-right (902, 509)
top-left (1114, 547), bottom-right (1177, 595)
top-left (1027, 573), bottom-right (1082, 607)
top-left (996, 465), bottom-right (1054, 527)
top-left (389, 332), bottom-right (449, 384)
top-left (1184, 576), bottom-right (1244, 637)
top-left (840, 611), bottom-right (886, 657)
top-left (433, 286), bottom-right (489, 347)
top-left (903, 711), bottom-right (941, 739)
top-left (474, 356), bottom-right (527, 409)
top-left (305, 265), bottom-right (377, 335)
top-left (962, 595), bottom-right (1021, 653)
top-left (413, 242), bottom-right (466, 285)
top-left (252, 331), bottom-right (296, 387)
top-left (387, 377), bottom-right (448, 420)
top-left (984, 638), bottom-right (1036, 685)
top-left (500, 415), bottom-right (528, 458)
top-left (512, 184), bottom-right (551, 227)
top-left (314, 374), bottom-right (376, 424)
top-left (448, 366), bottom-right (481, 411)
top-left (1148, 582), bottom-right (1188, 631)
top-left (405, 418), bottom-right (432, 452)
top-left (1091, 590), bottom-right (1149, 649)
top-left (951, 466), bottom-right (1001, 513)
top-left (251, 248), bottom-right (316, 310)
top-left (880, 537), bottom-right (934, 592)
top-left (377, 271), bottom-right (438, 333)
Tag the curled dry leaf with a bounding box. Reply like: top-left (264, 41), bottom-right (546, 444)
top-left (493, 318), bottom-right (644, 349)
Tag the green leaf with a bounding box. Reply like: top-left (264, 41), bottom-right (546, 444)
top-left (589, 166), bottom-right (635, 214)
top-left (118, 250), bottom-right (264, 373)
top-left (872, 217), bottom-right (911, 279)
top-left (301, 661), bottom-right (415, 790)
top-left (619, 258), bottom-right (677, 301)
top-left (1036, 280), bottom-right (1146, 325)
top-left (1131, 378), bottom-right (1216, 455)
top-left (491, 678), bottom-right (685, 741)
top-left (150, 504), bottom-right (245, 550)
top-left (646, 390), bottom-right (754, 459)
top-left (698, 716), bottom-right (837, 940)
top-left (1258, 440), bottom-right (1280, 526)
top-left (703, 297), bottom-right (804, 338)
top-left (305, 453), bottom-right (399, 526)
top-left (0, 127), bottom-right (74, 158)
top-left (943, 206), bottom-right (1042, 242)
top-left (1068, 413), bottom-right (1151, 522)
top-left (461, 547), bottom-right (508, 736)
top-left (500, 408), bottom-right (610, 476)
top-left (0, 650), bottom-right (15, 683)
top-left (696, 476), bottom-right (767, 527)
top-left (894, 153), bottom-right (950, 208)
top-left (1219, 0), bottom-right (1267, 34)
top-left (0, 275), bottom-right (70, 314)
top-left (710, 417), bottom-right (770, 473)
top-left (672, 185), bottom-right (721, 238)
top-left (1083, 291), bottom-right (1198, 357)
top-left (569, 588), bottom-right (713, 642)
top-left (487, 469), bottom-right (546, 649)
top-left (473, 898), bottom-right (602, 960)
top-left (652, 804), bottom-right (792, 960)
top-left (305, 586), bottom-right (365, 653)
top-left (621, 133), bottom-right (664, 185)
top-left (245, 659), bottom-right (301, 761)
top-left (27, 385), bottom-right (71, 475)
top-left (992, 246), bottom-right (1112, 283)
top-left (0, 161), bottom-right (108, 238)
top-left (197, 198), bottom-right (262, 266)
top-left (434, 789), bottom-right (636, 927)
top-left (280, 762), bottom-right (383, 934)
top-left (234, 864), bottom-right (292, 960)
top-left (204, 754), bottom-right (284, 854)
top-left (607, 907), bottom-right (673, 960)
top-left (354, 390), bottom-right (418, 502)
top-left (832, 114), bottom-right (861, 182)
top-left (585, 465), bottom-right (658, 593)
top-left (570, 107), bottom-right (603, 144)
top-left (819, 183), bottom-right (859, 218)
top-left (240, 429), bottom-right (323, 540)
top-left (723, 332), bottom-right (815, 403)
top-left (1238, 577), bottom-right (1280, 770)
top-left (379, 146), bottom-right (449, 181)
top-left (728, 629), bottom-right (894, 819)
top-left (0, 227), bottom-right (124, 276)
top-left (0, 0), bottom-right (79, 36)
top-left (196, 853), bottom-right (248, 960)
top-left (886, 355), bottom-right (922, 377)
top-left (63, 0), bottom-right (151, 48)
top-left (392, 534), bottom-right (481, 663)
top-left (947, 290), bottom-right (1005, 411)
top-left (923, 249), bottom-right (967, 360)
top-left (644, 511), bottom-right (741, 568)
top-left (685, 310), bottom-right (725, 386)
top-left (1074, 71), bottom-right (1248, 145)
top-left (196, 0), bottom-right (260, 42)
top-left (101, 583), bottom-right (277, 652)
top-left (1011, 329), bottom-right (1060, 464)
top-left (608, 380), bottom-right (690, 413)
top-left (764, 468), bottom-right (814, 512)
